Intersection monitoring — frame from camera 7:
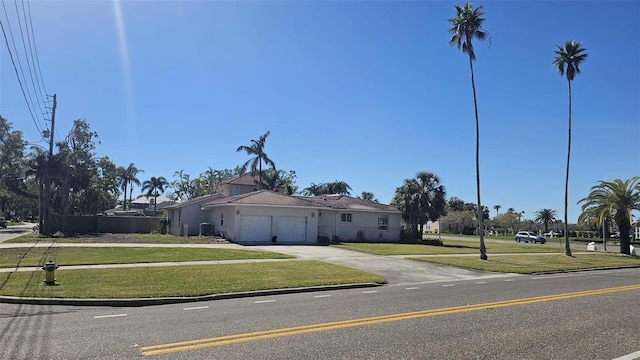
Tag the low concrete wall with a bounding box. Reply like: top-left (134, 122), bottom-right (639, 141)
top-left (52, 215), bottom-right (165, 234)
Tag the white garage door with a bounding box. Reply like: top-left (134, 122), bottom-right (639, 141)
top-left (238, 216), bottom-right (272, 242)
top-left (277, 216), bottom-right (307, 243)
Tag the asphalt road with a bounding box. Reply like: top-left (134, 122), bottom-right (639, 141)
top-left (0, 223), bottom-right (34, 243)
top-left (1, 268), bottom-right (638, 359)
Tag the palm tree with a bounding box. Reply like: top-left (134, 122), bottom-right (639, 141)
top-left (553, 40), bottom-right (588, 257)
top-left (535, 208), bottom-right (558, 233)
top-left (141, 176), bottom-right (169, 213)
top-left (493, 205), bottom-right (501, 216)
top-left (448, 2), bottom-right (489, 260)
top-left (117, 163), bottom-right (143, 211)
top-left (392, 172), bottom-right (447, 240)
top-left (358, 191), bottom-right (377, 202)
top-left (578, 177), bottom-right (640, 255)
top-left (236, 131), bottom-right (275, 189)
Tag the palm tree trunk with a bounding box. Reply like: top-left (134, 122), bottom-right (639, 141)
top-left (564, 79), bottom-right (573, 256)
top-left (469, 55), bottom-right (487, 260)
top-left (123, 182), bottom-right (128, 211)
top-left (259, 160), bottom-right (263, 190)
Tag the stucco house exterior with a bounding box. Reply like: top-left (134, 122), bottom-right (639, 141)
top-left (165, 194), bottom-right (226, 236)
top-left (198, 190), bottom-right (402, 244)
top-left (218, 173), bottom-right (286, 197)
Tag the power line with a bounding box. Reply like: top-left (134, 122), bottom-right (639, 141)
top-left (0, 17), bottom-right (42, 136)
top-left (1, 0), bottom-right (50, 142)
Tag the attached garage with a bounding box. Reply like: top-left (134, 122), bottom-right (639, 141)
top-left (277, 216), bottom-right (307, 243)
top-left (238, 215), bottom-right (272, 242)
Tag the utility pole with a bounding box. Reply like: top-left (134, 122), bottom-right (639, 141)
top-left (41, 94), bottom-right (56, 236)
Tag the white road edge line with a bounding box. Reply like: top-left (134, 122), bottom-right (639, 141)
top-left (475, 281), bottom-right (487, 284)
top-left (504, 279), bottom-right (515, 282)
top-left (94, 314), bottom-right (127, 319)
top-left (313, 295), bottom-right (331, 298)
top-left (612, 350), bottom-right (640, 360)
top-left (405, 287), bottom-right (419, 290)
top-left (183, 306), bottom-right (209, 311)
top-left (362, 290), bottom-right (378, 294)
top-left (254, 300), bottom-right (277, 304)
top-left (533, 274), bottom-right (586, 280)
top-left (442, 284), bottom-right (455, 287)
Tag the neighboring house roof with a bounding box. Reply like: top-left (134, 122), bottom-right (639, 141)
top-left (164, 193), bottom-right (227, 210)
top-left (221, 173), bottom-right (260, 186)
top-left (131, 195), bottom-right (174, 205)
top-left (202, 190), bottom-right (328, 209)
top-left (297, 194), bottom-right (401, 213)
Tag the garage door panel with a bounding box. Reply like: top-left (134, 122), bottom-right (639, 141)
top-left (239, 216), bottom-right (272, 242)
top-left (277, 216), bottom-right (306, 243)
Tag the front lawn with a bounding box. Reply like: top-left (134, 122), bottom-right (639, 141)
top-left (0, 261), bottom-right (385, 298)
top-left (334, 240), bottom-right (564, 255)
top-left (408, 253), bottom-right (640, 274)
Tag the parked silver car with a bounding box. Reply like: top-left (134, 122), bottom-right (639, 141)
top-left (515, 231), bottom-right (546, 244)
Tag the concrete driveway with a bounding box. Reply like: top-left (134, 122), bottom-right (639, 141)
top-left (0, 223), bottom-right (35, 243)
top-left (253, 245), bottom-right (518, 285)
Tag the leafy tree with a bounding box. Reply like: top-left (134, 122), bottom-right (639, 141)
top-left (391, 172), bottom-right (447, 240)
top-left (492, 209), bottom-right (522, 235)
top-left (439, 210), bottom-right (476, 235)
top-left (117, 163), bottom-right (144, 211)
top-left (535, 208), bottom-right (558, 233)
top-left (201, 167), bottom-right (239, 195)
top-left (142, 176), bottom-right (169, 213)
top-left (358, 191), bottom-right (377, 202)
top-left (448, 1), bottom-right (489, 260)
top-left (553, 40), bottom-right (588, 257)
top-left (578, 177), bottom-right (640, 255)
top-left (236, 131), bottom-right (275, 189)
top-left (447, 197), bottom-right (465, 212)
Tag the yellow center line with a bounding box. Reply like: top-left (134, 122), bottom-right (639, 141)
top-left (141, 284), bottom-right (640, 356)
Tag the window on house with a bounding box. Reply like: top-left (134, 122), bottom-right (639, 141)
top-left (232, 186), bottom-right (240, 196)
top-left (378, 216), bottom-right (388, 230)
top-left (220, 213), bottom-right (224, 226)
top-left (341, 213), bottom-right (352, 222)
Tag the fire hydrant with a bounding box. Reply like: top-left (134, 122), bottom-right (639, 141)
top-left (42, 260), bottom-right (58, 286)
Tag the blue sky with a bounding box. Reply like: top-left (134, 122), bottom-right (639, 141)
top-left (1, 1), bottom-right (638, 223)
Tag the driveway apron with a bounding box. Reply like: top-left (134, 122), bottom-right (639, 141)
top-left (253, 245), bottom-right (516, 285)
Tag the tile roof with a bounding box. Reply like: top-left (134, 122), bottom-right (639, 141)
top-left (296, 194), bottom-right (401, 213)
top-left (200, 190), bottom-right (400, 213)
top-left (202, 190), bottom-right (328, 209)
top-left (221, 173), bottom-right (260, 186)
top-left (164, 193), bottom-right (227, 210)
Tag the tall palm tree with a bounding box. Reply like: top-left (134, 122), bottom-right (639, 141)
top-left (578, 177), bottom-right (640, 255)
top-left (117, 163), bottom-right (143, 211)
top-left (141, 176), bottom-right (169, 213)
top-left (358, 191), bottom-right (377, 202)
top-left (534, 208), bottom-right (558, 233)
top-left (553, 40), bottom-right (588, 257)
top-left (236, 131), bottom-right (275, 189)
top-left (448, 2), bottom-right (489, 260)
top-left (493, 205), bottom-right (501, 216)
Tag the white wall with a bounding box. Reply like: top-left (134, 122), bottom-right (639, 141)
top-left (319, 210), bottom-right (401, 242)
top-left (207, 205), bottom-right (319, 244)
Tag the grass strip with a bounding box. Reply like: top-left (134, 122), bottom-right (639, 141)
top-left (334, 241), bottom-right (563, 255)
top-left (4, 232), bottom-right (228, 244)
top-left (0, 247), bottom-right (292, 268)
top-left (0, 261), bottom-right (385, 298)
top-left (408, 253), bottom-right (640, 274)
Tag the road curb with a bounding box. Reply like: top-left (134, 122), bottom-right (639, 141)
top-left (531, 265), bottom-right (640, 275)
top-left (0, 282), bottom-right (385, 307)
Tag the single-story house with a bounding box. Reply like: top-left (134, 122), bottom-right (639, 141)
top-left (197, 190), bottom-right (402, 244)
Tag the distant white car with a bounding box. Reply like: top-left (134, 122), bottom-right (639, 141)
top-left (515, 231), bottom-right (546, 244)
top-left (543, 230), bottom-right (561, 238)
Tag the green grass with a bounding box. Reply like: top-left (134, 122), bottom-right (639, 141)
top-left (4, 232), bottom-right (229, 244)
top-left (0, 247), bottom-right (293, 268)
top-left (408, 253), bottom-right (640, 274)
top-left (334, 240), bottom-right (564, 255)
top-left (0, 261), bottom-right (385, 298)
